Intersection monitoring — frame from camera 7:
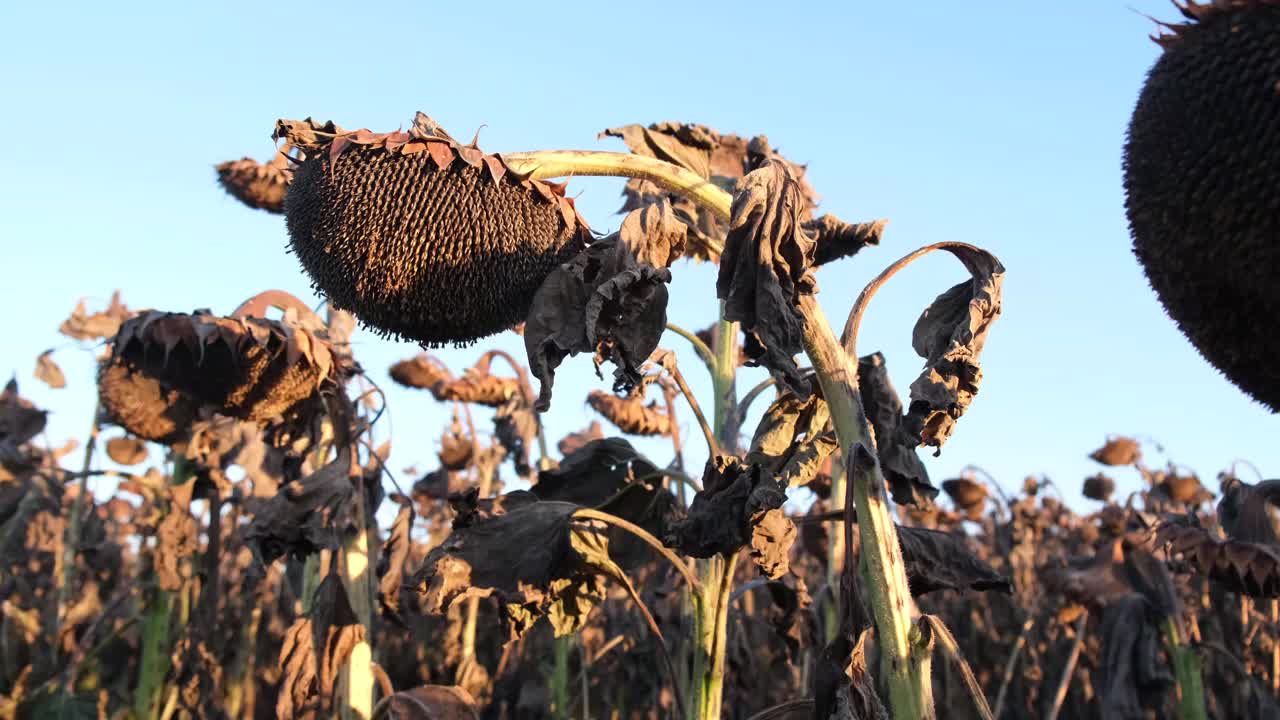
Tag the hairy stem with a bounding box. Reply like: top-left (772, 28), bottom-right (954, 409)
top-left (797, 294), bottom-right (926, 719)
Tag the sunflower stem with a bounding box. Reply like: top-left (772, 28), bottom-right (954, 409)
top-left (1163, 618), bottom-right (1208, 720)
top-left (797, 294), bottom-right (928, 719)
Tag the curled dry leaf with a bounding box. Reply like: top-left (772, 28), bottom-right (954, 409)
top-left (59, 291), bottom-right (130, 342)
top-left (807, 214), bottom-right (887, 267)
top-left (278, 113), bottom-right (591, 346)
top-left (897, 525), bottom-right (1011, 597)
top-left (155, 479), bottom-right (198, 592)
top-left (245, 452), bottom-right (358, 565)
top-left (105, 436), bottom-right (148, 466)
top-left (667, 456), bottom-right (790, 576)
top-left (493, 394), bottom-right (539, 478)
top-left (600, 121), bottom-right (820, 262)
top-left (903, 246), bottom-right (1005, 451)
top-left (587, 387), bottom-right (672, 437)
top-left (618, 199), bottom-right (686, 269)
top-left (215, 148), bottom-right (291, 214)
top-left (1089, 436), bottom-right (1142, 466)
top-left (857, 353), bottom-right (935, 507)
top-left (34, 351), bottom-right (65, 390)
top-left (376, 685), bottom-right (480, 720)
top-left (1158, 514), bottom-right (1280, 597)
top-left (377, 503), bottom-right (414, 622)
top-left (813, 629), bottom-right (888, 720)
top-left (525, 236), bottom-right (671, 411)
top-left (277, 572), bottom-right (368, 719)
top-left (717, 161), bottom-right (818, 396)
top-left (413, 499), bottom-right (621, 640)
top-left (745, 383), bottom-right (837, 490)
top-left (750, 508), bottom-right (797, 580)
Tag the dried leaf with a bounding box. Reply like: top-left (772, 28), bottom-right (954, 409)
top-left (717, 161), bottom-right (817, 396)
top-left (897, 525), bottom-right (1011, 597)
top-left (0, 379), bottom-right (48, 457)
top-left (667, 456), bottom-right (787, 565)
top-left (745, 384), bottom-right (837, 490)
top-left (857, 353), bottom-right (936, 506)
top-left (618, 200), bottom-right (686, 269)
top-left (412, 499), bottom-right (619, 640)
top-left (813, 629), bottom-right (889, 720)
top-left (377, 685), bottom-right (480, 720)
top-left (903, 246), bottom-right (1004, 451)
top-left (105, 436), bottom-right (148, 466)
top-left (807, 214), bottom-right (887, 267)
top-left (277, 572), bottom-right (367, 718)
top-left (245, 452), bottom-right (358, 565)
top-left (59, 292), bottom-right (130, 341)
top-left (33, 351), bottom-right (65, 390)
top-left (751, 508), bottom-right (797, 580)
top-left (493, 394), bottom-right (539, 478)
top-left (1097, 594), bottom-right (1173, 719)
top-left (525, 237), bottom-right (671, 411)
top-left (378, 504), bottom-right (413, 622)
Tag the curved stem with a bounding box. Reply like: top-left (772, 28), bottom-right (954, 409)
top-left (665, 362), bottom-right (720, 458)
top-left (665, 322), bottom-right (717, 379)
top-left (503, 150), bottom-right (732, 234)
top-left (993, 616), bottom-right (1035, 719)
top-left (573, 508), bottom-right (702, 595)
top-left (636, 468), bottom-right (702, 494)
top-left (840, 241), bottom-right (986, 358)
top-left (1046, 611), bottom-right (1088, 720)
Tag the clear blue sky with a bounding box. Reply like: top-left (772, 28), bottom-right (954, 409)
top-left (3, 1), bottom-right (1271, 512)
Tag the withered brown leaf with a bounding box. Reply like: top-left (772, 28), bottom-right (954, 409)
top-left (277, 572), bottom-right (367, 718)
top-left (857, 352), bottom-right (936, 507)
top-left (903, 246), bottom-right (1004, 451)
top-left (525, 236), bottom-right (671, 411)
top-left (34, 351), bottom-right (65, 390)
top-left (745, 383), bottom-right (838, 491)
top-left (1217, 476), bottom-right (1280, 544)
top-left (619, 200), bottom-right (686, 269)
top-left (59, 291), bottom-right (130, 342)
top-left (413, 499), bottom-right (620, 639)
top-left (377, 503), bottom-right (413, 622)
top-left (717, 161), bottom-right (817, 396)
top-left (245, 452), bottom-right (358, 565)
top-left (667, 456), bottom-right (788, 572)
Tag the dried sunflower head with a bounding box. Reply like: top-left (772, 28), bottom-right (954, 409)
top-left (98, 308), bottom-right (340, 441)
top-left (586, 385), bottom-right (671, 437)
top-left (941, 476), bottom-right (988, 519)
top-left (1083, 473), bottom-right (1116, 502)
top-left (1125, 2), bottom-right (1280, 408)
top-left (278, 113), bottom-right (592, 347)
top-left (216, 145), bottom-right (293, 214)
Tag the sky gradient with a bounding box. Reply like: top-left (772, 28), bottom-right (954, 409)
top-left (2, 1), bottom-right (1272, 511)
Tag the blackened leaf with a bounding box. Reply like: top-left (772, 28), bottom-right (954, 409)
top-left (667, 456), bottom-right (787, 561)
top-left (903, 246), bottom-right (1004, 451)
top-left (378, 504), bottom-right (413, 622)
top-left (717, 161), bottom-right (817, 396)
top-left (377, 686), bottom-right (480, 720)
top-left (766, 572), bottom-right (815, 662)
top-left (897, 525), bottom-right (1011, 597)
top-left (412, 499), bottom-right (614, 640)
top-left (494, 394), bottom-right (539, 478)
top-left (808, 215), bottom-right (887, 267)
top-left (533, 438), bottom-right (674, 569)
top-left (619, 200), bottom-right (686, 269)
top-left (526, 237), bottom-right (671, 411)
top-left (1098, 594), bottom-right (1173, 720)
top-left (857, 353), bottom-right (935, 507)
top-left (34, 351), bottom-right (65, 390)
top-left (813, 629), bottom-right (889, 720)
top-left (1119, 543), bottom-right (1181, 621)
top-left (245, 452), bottom-right (357, 565)
top-left (0, 379), bottom-right (48, 452)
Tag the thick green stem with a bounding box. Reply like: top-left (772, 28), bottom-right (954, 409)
top-left (134, 588), bottom-right (175, 720)
top-left (1163, 618), bottom-right (1207, 720)
top-left (551, 634), bottom-right (572, 719)
top-left (797, 294), bottom-right (927, 719)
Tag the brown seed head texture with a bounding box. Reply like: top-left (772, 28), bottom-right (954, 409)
top-left (1125, 2), bottom-right (1280, 408)
top-left (215, 148), bottom-right (292, 214)
top-left (99, 310), bottom-right (338, 440)
top-left (278, 115), bottom-right (592, 347)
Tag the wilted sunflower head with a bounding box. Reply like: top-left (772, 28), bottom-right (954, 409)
top-left (98, 308), bottom-right (341, 441)
top-left (277, 113), bottom-right (592, 347)
top-left (1124, 1), bottom-right (1280, 408)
